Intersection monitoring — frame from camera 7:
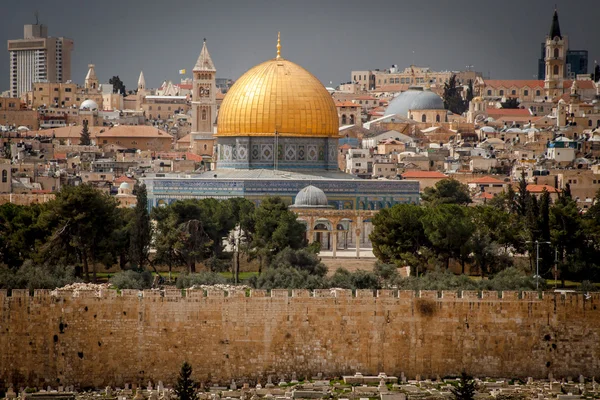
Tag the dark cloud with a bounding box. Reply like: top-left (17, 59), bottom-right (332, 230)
top-left (2, 0), bottom-right (599, 91)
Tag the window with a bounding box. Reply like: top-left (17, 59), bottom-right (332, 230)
top-left (487, 90), bottom-right (492, 95)
top-left (1, 170), bottom-right (7, 183)
top-left (553, 65), bottom-right (559, 75)
top-left (54, 88), bottom-right (58, 92)
top-left (65, 88), bottom-right (71, 92)
top-left (499, 90), bottom-right (504, 96)
top-left (524, 90), bottom-right (529, 96)
top-left (341, 115), bottom-right (347, 124)
top-left (436, 114), bottom-right (440, 123)
top-left (350, 115), bottom-right (355, 124)
top-left (353, 75), bottom-right (356, 81)
top-left (132, 141), bottom-right (137, 145)
top-left (204, 144), bottom-right (207, 150)
top-left (421, 114), bottom-right (427, 123)
top-left (536, 90), bottom-right (541, 96)
top-left (554, 48), bottom-right (559, 58)
top-left (202, 109), bottom-right (207, 120)
top-left (511, 90), bottom-right (516, 95)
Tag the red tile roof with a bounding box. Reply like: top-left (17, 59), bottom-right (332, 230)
top-left (401, 171), bottom-right (448, 179)
top-left (526, 184), bottom-right (559, 193)
top-left (114, 175), bottom-right (136, 184)
top-left (336, 101), bottom-right (359, 107)
top-left (185, 152), bottom-right (203, 162)
top-left (483, 80), bottom-right (544, 89)
top-left (485, 108), bottom-right (531, 116)
top-left (353, 95), bottom-right (377, 100)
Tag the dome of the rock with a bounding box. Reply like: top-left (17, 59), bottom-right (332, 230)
top-left (217, 57), bottom-right (338, 138)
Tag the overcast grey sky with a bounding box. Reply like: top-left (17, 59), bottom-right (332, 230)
top-left (3, 0), bottom-right (599, 91)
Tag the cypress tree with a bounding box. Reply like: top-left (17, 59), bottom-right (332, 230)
top-left (129, 183), bottom-right (151, 271)
top-left (80, 120), bottom-right (91, 146)
top-left (174, 362), bottom-right (197, 400)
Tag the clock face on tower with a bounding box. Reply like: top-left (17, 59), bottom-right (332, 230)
top-left (198, 85), bottom-right (210, 98)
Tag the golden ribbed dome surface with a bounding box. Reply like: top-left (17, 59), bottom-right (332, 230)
top-left (217, 58), bottom-right (339, 137)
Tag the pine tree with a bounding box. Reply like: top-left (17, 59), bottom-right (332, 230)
top-left (80, 120), bottom-right (91, 146)
top-left (443, 74), bottom-right (467, 115)
top-left (129, 183), bottom-right (151, 271)
top-left (451, 372), bottom-right (476, 400)
top-left (174, 362), bottom-right (197, 400)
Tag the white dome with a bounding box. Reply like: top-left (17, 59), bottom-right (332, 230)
top-left (386, 87), bottom-right (444, 116)
top-left (119, 182), bottom-right (132, 190)
top-left (292, 185), bottom-right (329, 208)
top-left (80, 99), bottom-right (99, 111)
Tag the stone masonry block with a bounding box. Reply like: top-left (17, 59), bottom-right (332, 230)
top-left (377, 290), bottom-right (395, 298)
top-left (440, 291), bottom-right (458, 299)
top-left (313, 289), bottom-right (334, 298)
top-left (419, 290), bottom-right (439, 299)
top-left (461, 291), bottom-right (479, 299)
top-left (11, 289), bottom-right (29, 297)
top-left (355, 289), bottom-right (375, 298)
top-left (521, 291), bottom-right (541, 301)
top-left (481, 291), bottom-right (499, 300)
top-left (292, 289), bottom-right (310, 298)
top-left (398, 290), bottom-right (415, 299)
top-left (271, 289), bottom-right (289, 298)
top-left (333, 289), bottom-right (352, 298)
top-left (501, 291), bottom-right (520, 300)
top-left (143, 290), bottom-right (162, 298)
top-left (186, 289), bottom-right (205, 298)
top-left (207, 290), bottom-right (225, 297)
top-left (250, 289), bottom-right (267, 297)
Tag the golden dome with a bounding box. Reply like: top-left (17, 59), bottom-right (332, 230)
top-left (217, 56), bottom-right (339, 138)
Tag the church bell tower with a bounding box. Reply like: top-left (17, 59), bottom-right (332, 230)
top-left (191, 39), bottom-right (217, 158)
top-left (544, 8), bottom-right (567, 99)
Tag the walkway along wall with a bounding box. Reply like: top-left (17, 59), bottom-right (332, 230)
top-left (1, 289), bottom-right (599, 388)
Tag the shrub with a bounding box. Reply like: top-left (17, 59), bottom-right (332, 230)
top-left (270, 247), bottom-right (327, 277)
top-left (482, 267), bottom-right (538, 291)
top-left (109, 270), bottom-right (153, 289)
top-left (350, 270), bottom-right (381, 290)
top-left (0, 261), bottom-right (79, 290)
top-left (175, 272), bottom-right (228, 288)
top-left (374, 262), bottom-right (399, 282)
top-left (253, 266), bottom-right (326, 290)
top-left (328, 268), bottom-right (354, 289)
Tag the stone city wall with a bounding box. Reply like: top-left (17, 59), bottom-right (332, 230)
top-left (1, 289), bottom-right (599, 388)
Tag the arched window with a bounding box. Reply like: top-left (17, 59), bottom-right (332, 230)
top-left (487, 90), bottom-right (492, 95)
top-left (554, 48), bottom-right (559, 58)
top-left (1, 170), bottom-right (7, 183)
top-left (553, 65), bottom-right (559, 75)
top-left (499, 90), bottom-right (504, 96)
top-left (536, 90), bottom-right (541, 96)
top-left (589, 119), bottom-right (593, 127)
top-left (204, 144), bottom-right (208, 150)
top-left (350, 115), bottom-right (355, 124)
top-left (421, 114), bottom-right (427, 123)
top-left (341, 114), bottom-right (347, 124)
top-left (436, 114), bottom-right (440, 123)
top-left (202, 109), bottom-right (207, 120)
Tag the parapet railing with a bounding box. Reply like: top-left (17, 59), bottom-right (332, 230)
top-left (0, 288), bottom-right (598, 302)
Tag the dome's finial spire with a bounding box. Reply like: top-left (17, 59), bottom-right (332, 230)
top-left (276, 32), bottom-right (282, 60)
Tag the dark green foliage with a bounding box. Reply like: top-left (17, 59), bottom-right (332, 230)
top-left (0, 261), bottom-right (79, 290)
top-left (451, 372), bottom-right (477, 400)
top-left (251, 197), bottom-right (306, 270)
top-left (80, 120), bottom-right (91, 146)
top-left (479, 267), bottom-right (538, 291)
top-left (175, 272), bottom-right (227, 288)
top-left (395, 268), bottom-right (479, 291)
top-left (109, 270), bottom-right (153, 290)
top-left (421, 179), bottom-right (472, 205)
top-left (252, 266), bottom-right (326, 290)
top-left (38, 184), bottom-right (120, 281)
top-left (270, 247), bottom-right (327, 276)
top-left (0, 203), bottom-right (46, 268)
top-left (128, 183), bottom-right (151, 271)
top-left (108, 76), bottom-right (126, 95)
top-left (443, 75), bottom-right (467, 115)
top-left (370, 204), bottom-right (429, 265)
top-left (500, 97), bottom-right (520, 109)
top-left (174, 362), bottom-right (197, 400)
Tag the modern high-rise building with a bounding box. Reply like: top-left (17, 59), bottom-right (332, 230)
top-left (7, 23), bottom-right (74, 98)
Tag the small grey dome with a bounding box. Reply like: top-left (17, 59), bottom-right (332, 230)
top-left (292, 185), bottom-right (329, 208)
top-left (386, 87), bottom-right (444, 117)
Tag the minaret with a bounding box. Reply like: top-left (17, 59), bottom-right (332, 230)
top-left (191, 39), bottom-right (217, 156)
top-left (544, 8), bottom-right (567, 99)
top-left (84, 64), bottom-right (99, 90)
